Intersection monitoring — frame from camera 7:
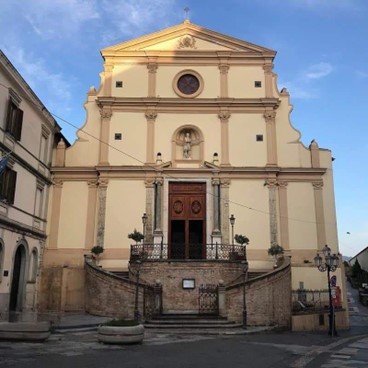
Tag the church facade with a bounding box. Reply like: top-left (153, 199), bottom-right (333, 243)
top-left (41, 21), bottom-right (347, 327)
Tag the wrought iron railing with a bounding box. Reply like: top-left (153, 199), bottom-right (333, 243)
top-left (292, 289), bottom-right (335, 313)
top-left (130, 243), bottom-right (246, 261)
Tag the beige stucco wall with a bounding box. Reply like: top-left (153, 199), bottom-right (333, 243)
top-left (287, 182), bottom-right (317, 249)
top-left (228, 66), bottom-right (265, 98)
top-left (112, 64), bottom-right (148, 98)
top-left (57, 181), bottom-right (88, 248)
top-left (229, 113), bottom-right (267, 166)
top-left (104, 179), bottom-right (146, 249)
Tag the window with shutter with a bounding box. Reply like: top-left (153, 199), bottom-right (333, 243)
top-left (0, 167), bottom-right (17, 204)
top-left (5, 99), bottom-right (23, 141)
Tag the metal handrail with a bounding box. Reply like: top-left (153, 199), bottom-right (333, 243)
top-left (130, 243), bottom-right (246, 261)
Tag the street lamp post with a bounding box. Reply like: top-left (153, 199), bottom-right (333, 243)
top-left (314, 245), bottom-right (339, 336)
top-left (229, 214), bottom-right (235, 252)
top-left (241, 260), bottom-right (248, 329)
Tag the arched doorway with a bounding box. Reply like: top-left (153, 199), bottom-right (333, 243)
top-left (9, 245), bottom-right (26, 321)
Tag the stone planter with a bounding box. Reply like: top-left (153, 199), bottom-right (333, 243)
top-left (0, 321), bottom-right (50, 342)
top-left (98, 324), bottom-right (144, 344)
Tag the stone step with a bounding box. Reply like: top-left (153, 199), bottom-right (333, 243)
top-left (151, 314), bottom-right (227, 320)
top-left (110, 271), bottom-right (129, 279)
top-left (144, 323), bottom-right (243, 329)
top-left (146, 319), bottom-right (237, 325)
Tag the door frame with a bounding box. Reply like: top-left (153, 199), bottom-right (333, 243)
top-left (168, 182), bottom-right (206, 259)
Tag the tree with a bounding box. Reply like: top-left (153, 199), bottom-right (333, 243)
top-left (234, 234), bottom-right (249, 246)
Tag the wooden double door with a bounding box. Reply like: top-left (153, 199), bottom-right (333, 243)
top-left (169, 182), bottom-right (206, 259)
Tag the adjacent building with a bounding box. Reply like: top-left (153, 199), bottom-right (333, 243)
top-left (0, 50), bottom-right (62, 322)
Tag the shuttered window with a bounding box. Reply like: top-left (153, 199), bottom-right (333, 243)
top-left (5, 99), bottom-right (23, 141)
top-left (0, 167), bottom-right (17, 204)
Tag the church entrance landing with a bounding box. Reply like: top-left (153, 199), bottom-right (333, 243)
top-left (169, 182), bottom-right (206, 260)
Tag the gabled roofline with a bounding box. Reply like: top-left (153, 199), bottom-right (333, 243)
top-left (101, 21), bottom-right (276, 59)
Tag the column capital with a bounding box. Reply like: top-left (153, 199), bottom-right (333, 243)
top-left (147, 63), bottom-right (158, 73)
top-left (218, 64), bottom-right (229, 74)
top-left (312, 181), bottom-right (324, 190)
top-left (155, 177), bottom-right (164, 185)
top-left (52, 179), bottom-right (63, 188)
top-left (263, 64), bottom-right (274, 73)
top-left (211, 178), bottom-right (221, 186)
top-left (100, 107), bottom-right (113, 119)
top-left (220, 178), bottom-right (231, 187)
top-left (87, 180), bottom-right (99, 188)
top-left (104, 63), bottom-right (114, 73)
top-left (264, 110), bottom-right (276, 122)
top-left (145, 178), bottom-right (155, 188)
top-left (265, 178), bottom-right (278, 188)
top-left (98, 178), bottom-right (109, 188)
top-left (278, 180), bottom-right (288, 189)
top-left (218, 111), bottom-right (231, 121)
top-left (145, 110), bottom-right (157, 121)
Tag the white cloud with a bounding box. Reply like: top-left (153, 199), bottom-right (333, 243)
top-left (356, 71), bottom-right (368, 78)
top-left (3, 47), bottom-right (73, 115)
top-left (15, 0), bottom-right (100, 39)
top-left (304, 62), bottom-right (333, 80)
top-left (101, 0), bottom-right (177, 37)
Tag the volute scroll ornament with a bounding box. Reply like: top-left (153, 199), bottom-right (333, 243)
top-left (220, 178), bottom-right (231, 187)
top-left (52, 179), bottom-right (63, 188)
top-left (263, 64), bottom-right (274, 73)
top-left (277, 181), bottom-right (288, 189)
top-left (211, 178), bottom-right (221, 186)
top-left (218, 64), bottom-right (229, 74)
top-left (98, 178), bottom-right (109, 188)
top-left (265, 179), bottom-right (278, 188)
top-left (147, 63), bottom-right (158, 73)
top-left (144, 178), bottom-right (155, 188)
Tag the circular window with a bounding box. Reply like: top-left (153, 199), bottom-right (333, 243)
top-left (173, 70), bottom-right (203, 98)
top-left (177, 74), bottom-right (200, 95)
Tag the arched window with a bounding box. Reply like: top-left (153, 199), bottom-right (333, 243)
top-left (29, 248), bottom-right (38, 282)
top-left (0, 239), bottom-right (4, 283)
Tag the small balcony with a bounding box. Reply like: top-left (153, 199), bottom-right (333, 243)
top-left (130, 243), bottom-right (246, 262)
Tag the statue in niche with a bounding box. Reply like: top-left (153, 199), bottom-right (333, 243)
top-left (183, 132), bottom-right (192, 159)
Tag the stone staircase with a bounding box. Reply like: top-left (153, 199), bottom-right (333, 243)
top-left (144, 314), bottom-right (243, 332)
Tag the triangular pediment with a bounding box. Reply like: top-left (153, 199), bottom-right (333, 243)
top-left (101, 21), bottom-right (275, 57)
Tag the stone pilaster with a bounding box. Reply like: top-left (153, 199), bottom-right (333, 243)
top-left (96, 179), bottom-right (109, 248)
top-left (309, 140), bottom-right (320, 168)
top-left (218, 111), bottom-right (231, 166)
top-left (48, 180), bottom-right (63, 249)
top-left (85, 180), bottom-right (98, 250)
top-left (145, 110), bottom-right (157, 165)
top-left (211, 178), bottom-right (221, 235)
top-left (278, 181), bottom-right (290, 250)
top-left (147, 63), bottom-right (158, 97)
top-left (145, 178), bottom-right (155, 243)
top-left (264, 110), bottom-right (278, 166)
top-left (263, 63), bottom-right (274, 98)
top-left (265, 179), bottom-right (278, 246)
top-left (99, 107), bottom-right (112, 165)
top-left (220, 179), bottom-right (231, 244)
top-left (219, 64), bottom-right (229, 98)
top-left (312, 181), bottom-right (326, 248)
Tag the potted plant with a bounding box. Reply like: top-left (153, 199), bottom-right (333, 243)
top-left (230, 234), bottom-right (249, 260)
top-left (267, 244), bottom-right (284, 268)
top-left (98, 318), bottom-right (144, 345)
top-left (128, 229), bottom-right (144, 244)
top-left (91, 245), bottom-right (104, 265)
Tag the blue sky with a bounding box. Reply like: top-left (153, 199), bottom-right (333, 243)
top-left (0, 0), bottom-right (367, 257)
